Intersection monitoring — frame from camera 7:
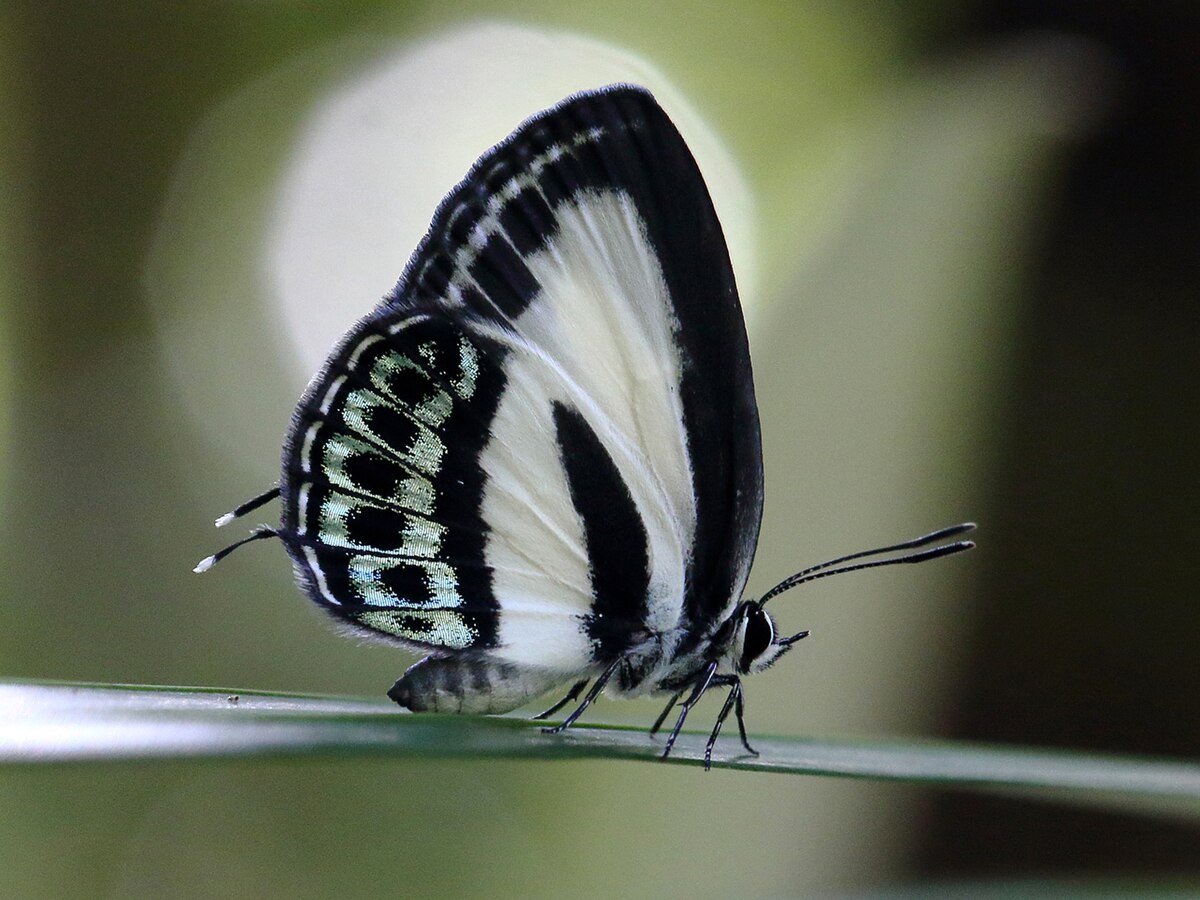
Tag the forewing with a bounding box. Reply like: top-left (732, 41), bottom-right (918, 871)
top-left (279, 86), bottom-right (763, 669)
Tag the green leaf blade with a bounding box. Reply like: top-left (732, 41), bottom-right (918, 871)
top-left (5, 680), bottom-right (1200, 822)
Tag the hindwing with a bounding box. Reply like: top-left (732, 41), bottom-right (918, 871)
top-left (282, 315), bottom-right (505, 650)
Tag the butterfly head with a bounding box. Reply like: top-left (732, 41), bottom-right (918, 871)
top-left (728, 601), bottom-right (808, 676)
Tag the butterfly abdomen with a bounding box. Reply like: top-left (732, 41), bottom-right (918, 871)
top-left (388, 655), bottom-right (572, 714)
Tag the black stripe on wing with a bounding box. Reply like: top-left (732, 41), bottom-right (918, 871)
top-left (552, 401), bottom-right (651, 660)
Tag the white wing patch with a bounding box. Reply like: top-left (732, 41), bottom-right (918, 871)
top-left (479, 189), bottom-right (695, 670)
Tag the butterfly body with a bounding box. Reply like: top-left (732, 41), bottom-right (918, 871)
top-left (200, 85), bottom-right (973, 767)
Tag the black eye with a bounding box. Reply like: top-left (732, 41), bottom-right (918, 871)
top-left (739, 607), bottom-right (774, 672)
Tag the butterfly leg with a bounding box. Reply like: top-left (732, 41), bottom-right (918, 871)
top-left (702, 676), bottom-right (755, 770)
top-left (661, 660), bottom-right (719, 761)
top-left (648, 690), bottom-right (684, 737)
top-left (708, 674), bottom-right (757, 757)
top-left (732, 680), bottom-right (756, 757)
top-left (541, 659), bottom-right (621, 735)
top-left (532, 679), bottom-right (589, 721)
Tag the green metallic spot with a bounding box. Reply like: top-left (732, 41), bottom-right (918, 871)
top-left (452, 337), bottom-right (480, 400)
top-left (317, 494), bottom-right (357, 545)
top-left (417, 341), bottom-right (440, 371)
top-left (348, 556), bottom-right (462, 608)
top-left (354, 609), bottom-right (475, 649)
top-left (369, 350), bottom-right (429, 400)
top-left (323, 433), bottom-right (357, 479)
top-left (340, 388), bottom-right (392, 445)
top-left (414, 388), bottom-right (453, 429)
top-left (396, 475), bottom-right (435, 515)
top-left (424, 561), bottom-right (461, 603)
top-left (400, 514), bottom-right (446, 559)
top-left (405, 430), bottom-right (445, 477)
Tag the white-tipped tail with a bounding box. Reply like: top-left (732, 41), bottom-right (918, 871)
top-left (193, 555), bottom-right (216, 574)
top-left (214, 512), bottom-right (235, 528)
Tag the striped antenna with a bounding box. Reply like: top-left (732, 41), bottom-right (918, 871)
top-left (759, 523), bottom-right (976, 606)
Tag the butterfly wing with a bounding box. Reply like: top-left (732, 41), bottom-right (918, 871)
top-left (279, 86), bottom-right (762, 689)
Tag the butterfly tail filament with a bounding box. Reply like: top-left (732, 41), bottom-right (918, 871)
top-left (214, 485), bottom-right (281, 527)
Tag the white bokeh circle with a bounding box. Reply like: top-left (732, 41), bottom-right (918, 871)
top-left (148, 21), bottom-right (755, 475)
top-left (268, 23), bottom-right (757, 375)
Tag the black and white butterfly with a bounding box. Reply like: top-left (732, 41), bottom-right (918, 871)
top-left (198, 85), bottom-right (974, 768)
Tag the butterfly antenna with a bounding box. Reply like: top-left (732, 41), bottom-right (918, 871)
top-left (214, 486), bottom-right (281, 527)
top-left (193, 527), bottom-right (280, 574)
top-left (759, 523), bottom-right (976, 605)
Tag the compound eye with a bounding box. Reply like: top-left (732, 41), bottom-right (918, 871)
top-left (739, 607), bottom-right (775, 672)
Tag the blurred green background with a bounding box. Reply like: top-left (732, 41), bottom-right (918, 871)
top-left (2, 1), bottom-right (1198, 896)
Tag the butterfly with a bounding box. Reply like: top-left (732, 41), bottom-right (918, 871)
top-left (197, 85), bottom-right (974, 769)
